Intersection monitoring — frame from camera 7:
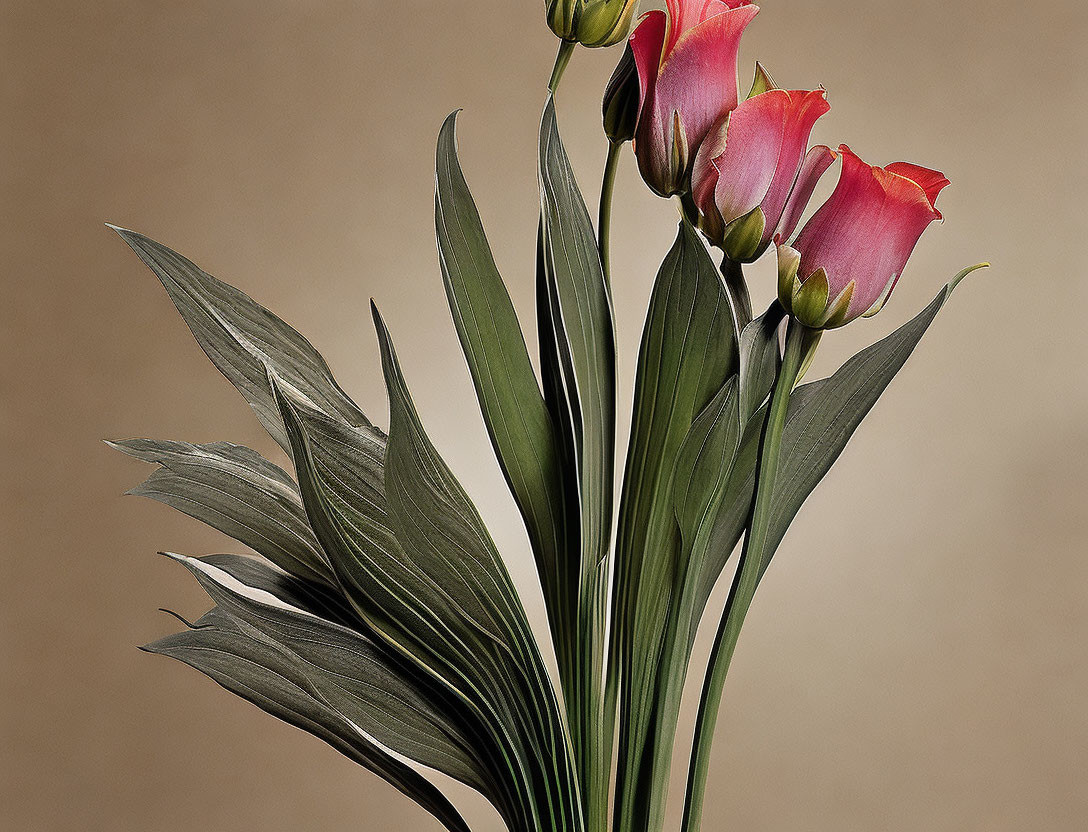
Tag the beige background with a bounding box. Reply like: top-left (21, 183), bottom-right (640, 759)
top-left (3, 1), bottom-right (1087, 830)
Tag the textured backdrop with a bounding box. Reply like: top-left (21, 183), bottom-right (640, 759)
top-left (3, 1), bottom-right (1087, 830)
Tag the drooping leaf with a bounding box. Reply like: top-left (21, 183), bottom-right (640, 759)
top-left (162, 553), bottom-right (491, 793)
top-left (197, 553), bottom-right (357, 628)
top-left (434, 112), bottom-right (571, 679)
top-left (268, 311), bottom-right (582, 832)
top-left (110, 227), bottom-right (375, 452)
top-left (262, 382), bottom-right (534, 828)
top-left (108, 438), bottom-right (332, 586)
top-left (143, 572), bottom-right (471, 832)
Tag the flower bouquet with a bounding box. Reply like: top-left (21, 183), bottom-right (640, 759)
top-left (111, 2), bottom-right (986, 830)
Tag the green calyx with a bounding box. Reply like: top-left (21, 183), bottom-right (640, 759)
top-left (777, 247), bottom-right (857, 329)
top-left (668, 111), bottom-right (690, 195)
top-left (721, 207), bottom-right (766, 263)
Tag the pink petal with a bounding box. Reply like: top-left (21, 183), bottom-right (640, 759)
top-left (664, 0), bottom-right (746, 56)
top-left (794, 146), bottom-right (944, 318)
top-left (756, 89), bottom-right (830, 245)
top-left (629, 11), bottom-right (667, 120)
top-left (647, 4), bottom-right (759, 174)
top-left (710, 90), bottom-right (789, 224)
top-left (691, 114), bottom-right (729, 218)
top-left (885, 161), bottom-right (950, 215)
top-left (773, 144), bottom-right (837, 245)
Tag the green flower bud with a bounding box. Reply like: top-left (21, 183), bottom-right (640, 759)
top-left (578, 0), bottom-right (640, 48)
top-left (547, 0), bottom-right (639, 48)
top-left (602, 43), bottom-right (640, 143)
top-left (546, 0), bottom-right (580, 41)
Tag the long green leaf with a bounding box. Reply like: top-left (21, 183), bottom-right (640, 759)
top-left (611, 220), bottom-right (735, 832)
top-left (683, 267), bottom-right (986, 832)
top-left (110, 227), bottom-right (374, 452)
top-left (761, 270), bottom-right (986, 578)
top-left (270, 378), bottom-right (535, 830)
top-left (434, 112), bottom-right (572, 693)
top-left (687, 301), bottom-right (783, 630)
top-left (373, 305), bottom-right (582, 832)
top-left (143, 569), bottom-right (471, 832)
top-left (109, 439), bottom-right (332, 586)
top-left (537, 96), bottom-right (615, 832)
top-left (704, 271), bottom-right (986, 596)
top-left (269, 309), bottom-right (583, 832)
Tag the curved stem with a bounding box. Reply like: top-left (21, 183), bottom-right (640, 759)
top-left (598, 140), bottom-right (622, 286)
top-left (548, 40), bottom-right (577, 94)
top-left (680, 317), bottom-right (819, 832)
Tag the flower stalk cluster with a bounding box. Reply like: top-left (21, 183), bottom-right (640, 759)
top-left (111, 5), bottom-right (986, 832)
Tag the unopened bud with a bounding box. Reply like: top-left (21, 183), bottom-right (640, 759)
top-left (602, 43), bottom-right (640, 143)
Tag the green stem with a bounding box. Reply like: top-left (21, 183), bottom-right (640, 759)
top-left (548, 40), bottom-right (577, 94)
top-left (598, 140), bottom-right (622, 286)
top-left (675, 193), bottom-right (752, 338)
top-left (680, 317), bottom-right (819, 832)
top-left (720, 256), bottom-right (752, 334)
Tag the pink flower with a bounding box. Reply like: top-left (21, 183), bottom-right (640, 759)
top-left (629, 0), bottom-right (760, 196)
top-left (777, 145), bottom-right (950, 328)
top-left (691, 85), bottom-right (834, 261)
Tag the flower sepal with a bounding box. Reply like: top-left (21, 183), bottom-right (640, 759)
top-left (720, 206), bottom-right (766, 262)
top-left (778, 244), bottom-right (855, 329)
top-left (746, 61), bottom-right (777, 99)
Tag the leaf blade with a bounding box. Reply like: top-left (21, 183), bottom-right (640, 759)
top-left (110, 227), bottom-right (374, 451)
top-left (109, 438), bottom-right (332, 585)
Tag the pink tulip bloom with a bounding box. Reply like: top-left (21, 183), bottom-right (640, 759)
top-left (629, 0), bottom-right (760, 196)
top-left (777, 145), bottom-right (950, 328)
top-left (691, 86), bottom-right (834, 261)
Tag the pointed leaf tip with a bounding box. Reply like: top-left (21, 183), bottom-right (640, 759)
top-left (949, 262), bottom-right (991, 294)
top-left (438, 110), bottom-right (460, 146)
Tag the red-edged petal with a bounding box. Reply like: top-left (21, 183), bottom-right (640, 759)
top-left (773, 144), bottom-right (837, 244)
top-left (629, 11), bottom-right (667, 118)
top-left (710, 90), bottom-right (789, 224)
top-left (795, 146), bottom-right (887, 296)
top-left (756, 88), bottom-right (830, 245)
top-left (885, 161), bottom-right (950, 216)
top-left (691, 114), bottom-right (729, 218)
top-left (794, 146), bottom-right (945, 320)
top-left (653, 4), bottom-right (759, 155)
top-left (664, 0), bottom-right (748, 56)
